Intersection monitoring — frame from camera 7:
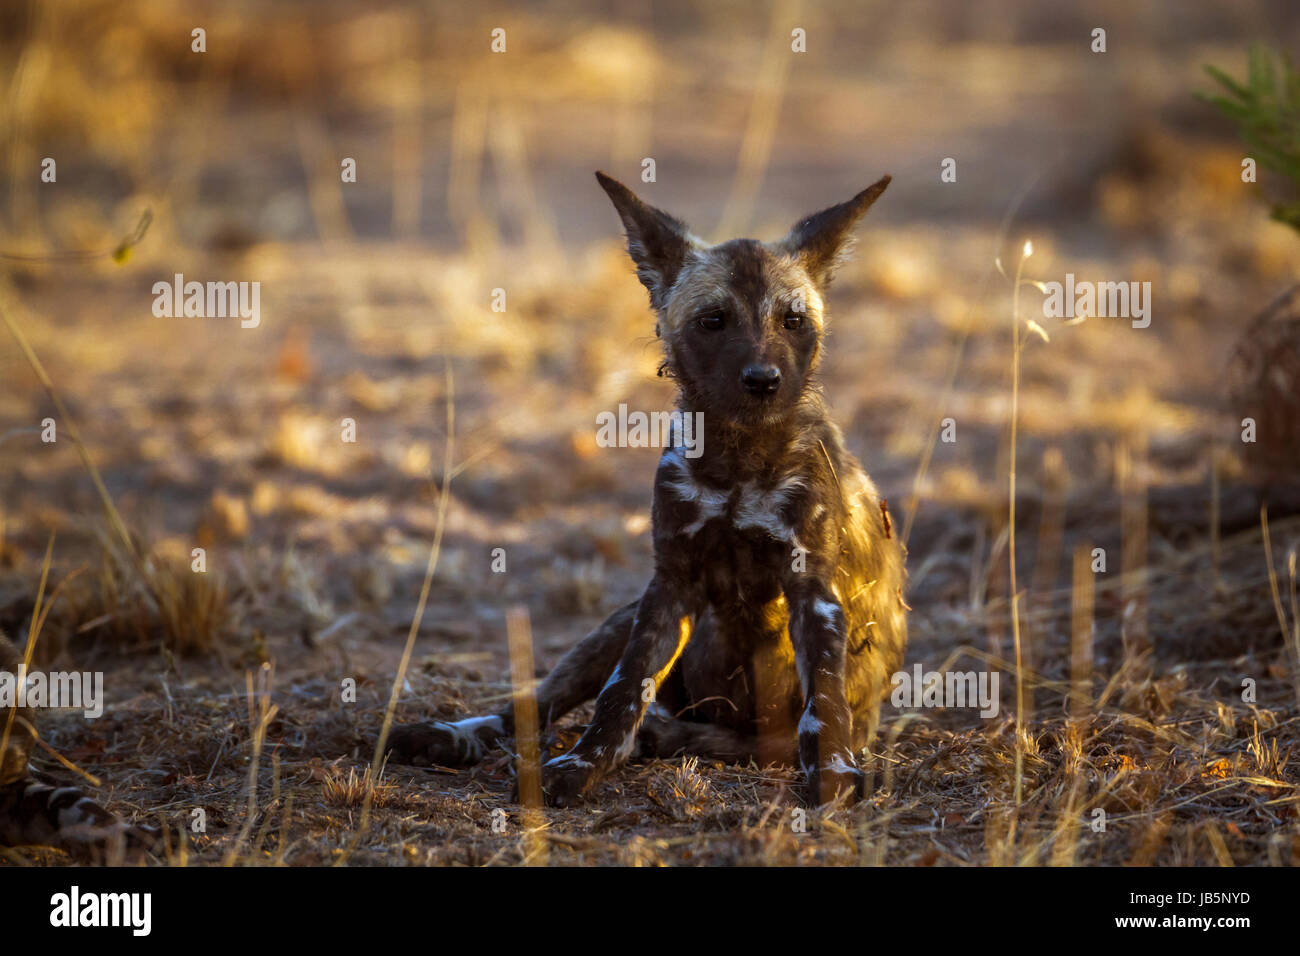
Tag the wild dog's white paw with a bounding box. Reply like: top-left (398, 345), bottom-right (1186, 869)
top-left (540, 752), bottom-right (596, 807)
top-left (802, 752), bottom-right (866, 806)
top-left (386, 716), bottom-right (503, 767)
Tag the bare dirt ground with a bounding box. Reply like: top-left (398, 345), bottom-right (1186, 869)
top-left (2, 0), bottom-right (1300, 865)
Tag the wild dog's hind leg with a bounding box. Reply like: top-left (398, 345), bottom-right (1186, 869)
top-left (634, 707), bottom-right (764, 763)
top-left (384, 600), bottom-right (637, 767)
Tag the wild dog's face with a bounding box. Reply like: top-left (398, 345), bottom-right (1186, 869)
top-left (596, 171), bottom-right (890, 426)
top-left (663, 239), bottom-right (824, 425)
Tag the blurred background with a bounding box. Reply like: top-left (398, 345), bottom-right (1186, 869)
top-left (1, 0), bottom-right (1299, 865)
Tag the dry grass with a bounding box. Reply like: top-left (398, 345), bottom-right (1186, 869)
top-left (67, 534), bottom-right (233, 659)
top-left (321, 764), bottom-right (399, 810)
top-left (2, 500), bottom-right (1296, 867)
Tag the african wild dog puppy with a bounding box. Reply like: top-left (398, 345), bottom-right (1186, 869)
top-left (387, 172), bottom-right (908, 806)
top-left (0, 632), bottom-right (156, 857)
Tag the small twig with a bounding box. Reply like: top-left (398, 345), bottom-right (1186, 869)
top-left (0, 210), bottom-right (151, 262)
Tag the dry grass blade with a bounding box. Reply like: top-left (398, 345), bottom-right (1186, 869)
top-left (339, 360), bottom-right (456, 863)
top-left (0, 284), bottom-right (158, 622)
top-left (2, 536), bottom-right (104, 788)
top-left (715, 0), bottom-right (797, 238)
top-left (222, 664), bottom-right (278, 866)
top-left (507, 605), bottom-right (546, 865)
top-left (0, 533), bottom-right (53, 782)
top-left (901, 168), bottom-right (1044, 547)
top-left (1007, 241), bottom-right (1032, 839)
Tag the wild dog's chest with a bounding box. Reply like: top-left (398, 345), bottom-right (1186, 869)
top-left (654, 455), bottom-right (808, 605)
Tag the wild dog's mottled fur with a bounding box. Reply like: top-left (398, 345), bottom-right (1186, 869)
top-left (388, 172), bottom-right (907, 805)
top-left (0, 632), bottom-right (155, 857)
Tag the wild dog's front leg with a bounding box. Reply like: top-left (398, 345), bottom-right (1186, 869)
top-left (541, 579), bottom-right (691, 806)
top-left (787, 580), bottom-right (863, 805)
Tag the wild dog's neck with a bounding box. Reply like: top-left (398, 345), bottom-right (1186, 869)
top-left (675, 392), bottom-right (829, 485)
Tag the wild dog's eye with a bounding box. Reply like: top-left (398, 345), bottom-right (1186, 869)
top-left (697, 312), bottom-right (724, 332)
top-left (784, 313), bottom-right (805, 330)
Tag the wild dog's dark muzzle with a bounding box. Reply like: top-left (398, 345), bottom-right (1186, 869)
top-left (741, 364), bottom-right (781, 396)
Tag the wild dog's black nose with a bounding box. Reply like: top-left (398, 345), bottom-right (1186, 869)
top-left (741, 364), bottom-right (781, 396)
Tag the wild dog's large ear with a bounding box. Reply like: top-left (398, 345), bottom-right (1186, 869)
top-left (596, 171), bottom-right (692, 309)
top-left (780, 174), bottom-right (891, 288)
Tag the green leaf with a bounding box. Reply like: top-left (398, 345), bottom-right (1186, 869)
top-left (1199, 94), bottom-right (1252, 121)
top-left (1205, 64), bottom-right (1251, 101)
top-left (1248, 45), bottom-right (1274, 95)
top-left (1201, 47), bottom-right (1300, 192)
top-left (1268, 202), bottom-right (1300, 232)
